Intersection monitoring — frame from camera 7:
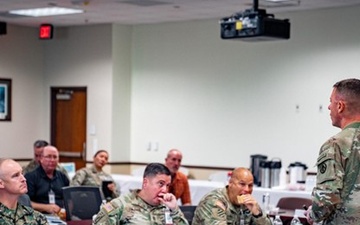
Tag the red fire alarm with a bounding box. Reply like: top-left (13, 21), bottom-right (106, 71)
top-left (39, 24), bottom-right (53, 39)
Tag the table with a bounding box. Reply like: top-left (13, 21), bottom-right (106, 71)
top-left (251, 187), bottom-right (311, 207)
top-left (111, 174), bottom-right (311, 205)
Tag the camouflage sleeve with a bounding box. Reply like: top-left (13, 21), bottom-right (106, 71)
top-left (311, 141), bottom-right (343, 222)
top-left (94, 199), bottom-right (123, 225)
top-left (71, 168), bottom-right (87, 186)
top-left (251, 210), bottom-right (272, 225)
top-left (193, 198), bottom-right (228, 225)
top-left (33, 211), bottom-right (49, 225)
top-left (171, 206), bottom-right (189, 225)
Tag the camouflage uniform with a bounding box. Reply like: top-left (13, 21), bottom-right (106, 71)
top-left (71, 165), bottom-right (120, 198)
top-left (0, 202), bottom-right (49, 225)
top-left (192, 187), bottom-right (271, 225)
top-left (310, 122), bottom-right (360, 224)
top-left (23, 160), bottom-right (69, 179)
top-left (93, 189), bottom-right (189, 225)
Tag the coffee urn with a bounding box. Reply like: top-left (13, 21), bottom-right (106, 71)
top-left (288, 162), bottom-right (308, 184)
top-left (260, 160), bottom-right (271, 188)
top-left (270, 159), bottom-right (282, 188)
top-left (250, 154), bottom-right (268, 186)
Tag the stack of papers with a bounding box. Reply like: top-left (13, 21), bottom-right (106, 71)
top-left (45, 215), bottom-right (67, 225)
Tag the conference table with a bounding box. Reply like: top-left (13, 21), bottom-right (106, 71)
top-left (111, 174), bottom-right (312, 206)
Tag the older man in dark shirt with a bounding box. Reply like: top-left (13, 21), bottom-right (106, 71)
top-left (25, 145), bottom-right (69, 214)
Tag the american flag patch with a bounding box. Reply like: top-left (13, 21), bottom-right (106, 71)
top-left (104, 203), bottom-right (114, 213)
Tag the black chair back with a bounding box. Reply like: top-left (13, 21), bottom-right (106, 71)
top-left (62, 186), bottom-right (103, 221)
top-left (276, 197), bottom-right (312, 210)
top-left (179, 205), bottom-right (197, 224)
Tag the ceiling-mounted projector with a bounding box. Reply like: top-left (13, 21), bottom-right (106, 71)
top-left (220, 0), bottom-right (290, 41)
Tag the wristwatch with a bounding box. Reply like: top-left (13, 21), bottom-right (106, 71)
top-left (253, 209), bottom-right (263, 218)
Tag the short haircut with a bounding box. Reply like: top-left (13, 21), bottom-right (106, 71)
top-left (333, 78), bottom-right (360, 113)
top-left (94, 149), bottom-right (108, 158)
top-left (143, 163), bottom-right (171, 178)
top-left (33, 140), bottom-right (49, 148)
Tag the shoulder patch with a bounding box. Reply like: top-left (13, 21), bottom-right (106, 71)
top-left (104, 202), bottom-right (114, 213)
top-left (215, 200), bottom-right (226, 211)
top-left (319, 162), bottom-right (327, 174)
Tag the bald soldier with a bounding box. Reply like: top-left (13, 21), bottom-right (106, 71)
top-left (0, 158), bottom-right (48, 225)
top-left (192, 167), bottom-right (271, 225)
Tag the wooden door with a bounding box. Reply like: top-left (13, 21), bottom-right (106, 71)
top-left (51, 87), bottom-right (87, 170)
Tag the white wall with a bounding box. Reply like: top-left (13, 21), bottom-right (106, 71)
top-left (1, 6), bottom-right (360, 174)
top-left (0, 25), bottom-right (46, 158)
top-left (130, 6), bottom-right (360, 172)
top-left (111, 24), bottom-right (132, 161)
top-left (43, 25), bottom-right (114, 161)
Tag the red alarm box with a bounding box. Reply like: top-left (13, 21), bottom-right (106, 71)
top-left (39, 24), bottom-right (53, 39)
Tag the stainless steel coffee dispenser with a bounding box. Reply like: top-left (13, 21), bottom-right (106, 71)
top-left (260, 160), bottom-right (271, 188)
top-left (288, 161), bottom-right (308, 184)
top-left (250, 154), bottom-right (267, 186)
top-left (258, 158), bottom-right (282, 188)
top-left (270, 159), bottom-right (282, 188)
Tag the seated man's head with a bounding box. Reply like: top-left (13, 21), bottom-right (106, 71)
top-left (164, 149), bottom-right (182, 175)
top-left (0, 158), bottom-right (28, 197)
top-left (140, 163), bottom-right (171, 206)
top-left (40, 145), bottom-right (59, 173)
top-left (227, 167), bottom-right (254, 206)
top-left (33, 140), bottom-right (49, 164)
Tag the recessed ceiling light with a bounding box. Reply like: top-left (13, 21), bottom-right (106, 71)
top-left (9, 7), bottom-right (84, 17)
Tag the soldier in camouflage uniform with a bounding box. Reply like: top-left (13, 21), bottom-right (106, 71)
top-left (192, 167), bottom-right (271, 225)
top-left (94, 163), bottom-right (189, 225)
top-left (23, 140), bottom-right (69, 178)
top-left (0, 158), bottom-right (48, 225)
top-left (305, 78), bottom-right (360, 225)
top-left (71, 150), bottom-right (120, 199)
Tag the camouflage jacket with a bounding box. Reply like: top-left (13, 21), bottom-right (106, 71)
top-left (192, 187), bottom-right (271, 225)
top-left (0, 202), bottom-right (49, 225)
top-left (93, 189), bottom-right (189, 225)
top-left (23, 160), bottom-right (69, 179)
top-left (311, 122), bottom-right (360, 224)
top-left (70, 165), bottom-right (120, 198)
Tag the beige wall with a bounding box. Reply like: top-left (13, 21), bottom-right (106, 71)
top-left (2, 6), bottom-right (360, 174)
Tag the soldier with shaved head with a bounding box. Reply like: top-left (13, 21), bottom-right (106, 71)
top-left (192, 167), bottom-right (271, 225)
top-left (0, 158), bottom-right (48, 224)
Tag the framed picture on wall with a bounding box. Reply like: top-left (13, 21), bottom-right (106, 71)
top-left (0, 78), bottom-right (12, 121)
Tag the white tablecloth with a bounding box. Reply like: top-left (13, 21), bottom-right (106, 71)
top-left (111, 174), bottom-right (311, 206)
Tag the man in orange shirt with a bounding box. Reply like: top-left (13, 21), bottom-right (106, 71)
top-left (164, 149), bottom-right (191, 206)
